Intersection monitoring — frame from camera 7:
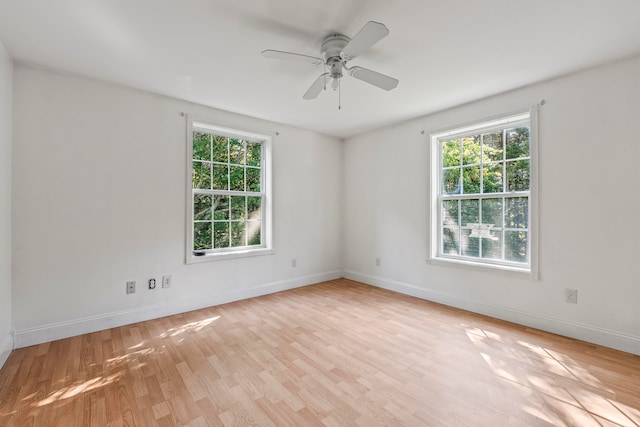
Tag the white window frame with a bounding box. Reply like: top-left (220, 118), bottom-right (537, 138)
top-left (428, 107), bottom-right (539, 277)
top-left (186, 118), bottom-right (273, 264)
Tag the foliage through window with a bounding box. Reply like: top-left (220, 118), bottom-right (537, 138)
top-left (431, 112), bottom-right (535, 271)
top-left (188, 121), bottom-right (270, 260)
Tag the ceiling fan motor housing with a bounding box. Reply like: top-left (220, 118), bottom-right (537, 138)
top-left (321, 34), bottom-right (350, 78)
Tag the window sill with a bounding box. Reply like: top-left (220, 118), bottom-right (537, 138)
top-left (187, 248), bottom-right (275, 264)
top-left (426, 256), bottom-right (538, 280)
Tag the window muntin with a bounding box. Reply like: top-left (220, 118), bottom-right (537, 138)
top-left (188, 121), bottom-right (271, 261)
top-left (432, 112), bottom-right (534, 271)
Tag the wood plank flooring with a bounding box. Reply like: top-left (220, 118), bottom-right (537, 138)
top-left (1, 279), bottom-right (639, 426)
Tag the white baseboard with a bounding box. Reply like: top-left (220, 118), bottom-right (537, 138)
top-left (14, 270), bottom-right (343, 348)
top-left (344, 270), bottom-right (640, 356)
top-left (0, 331), bottom-right (13, 370)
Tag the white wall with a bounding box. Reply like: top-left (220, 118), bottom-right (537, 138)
top-left (12, 66), bottom-right (343, 346)
top-left (0, 41), bottom-right (12, 367)
top-left (343, 55), bottom-right (640, 355)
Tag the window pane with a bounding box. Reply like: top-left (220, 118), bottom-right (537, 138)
top-left (193, 161), bottom-right (211, 189)
top-left (213, 222), bottom-right (229, 248)
top-left (247, 196), bottom-right (261, 220)
top-left (229, 139), bottom-right (245, 165)
top-left (193, 132), bottom-right (211, 161)
top-left (442, 200), bottom-right (458, 225)
top-left (231, 221), bottom-right (246, 246)
top-left (461, 229), bottom-right (479, 258)
top-left (231, 196), bottom-right (246, 220)
top-left (213, 195), bottom-right (229, 220)
top-left (462, 166), bottom-right (481, 194)
top-left (506, 197), bottom-right (528, 229)
top-left (212, 135), bottom-right (228, 163)
top-left (442, 227), bottom-right (460, 255)
top-left (246, 167), bottom-right (261, 192)
top-left (194, 222), bottom-right (212, 250)
top-left (505, 231), bottom-right (528, 262)
top-left (461, 199), bottom-right (479, 225)
top-left (481, 233), bottom-right (502, 260)
top-left (506, 159), bottom-right (530, 192)
top-left (246, 142), bottom-right (261, 167)
top-left (482, 132), bottom-right (503, 162)
top-left (482, 163), bottom-right (503, 193)
top-left (462, 136), bottom-right (481, 165)
top-left (229, 166), bottom-right (245, 191)
top-left (193, 194), bottom-right (212, 221)
top-left (442, 139), bottom-right (461, 167)
top-left (247, 221), bottom-right (261, 245)
top-left (506, 127), bottom-right (529, 160)
top-left (443, 169), bottom-right (461, 194)
top-left (212, 164), bottom-right (229, 190)
top-left (481, 198), bottom-right (502, 228)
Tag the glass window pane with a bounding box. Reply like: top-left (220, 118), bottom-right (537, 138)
top-left (481, 198), bottom-right (502, 228)
top-left (505, 231), bottom-right (528, 262)
top-left (229, 138), bottom-right (245, 165)
top-left (213, 195), bottom-right (229, 220)
top-left (246, 142), bottom-right (261, 167)
top-left (482, 132), bottom-right (503, 162)
top-left (483, 163), bottom-right (503, 193)
top-left (506, 159), bottom-right (530, 192)
top-left (213, 222), bottom-right (229, 248)
top-left (194, 222), bottom-right (212, 250)
top-left (461, 199), bottom-right (479, 225)
top-left (229, 166), bottom-right (245, 191)
top-left (442, 200), bottom-right (459, 226)
top-left (462, 166), bottom-right (481, 194)
top-left (443, 169), bottom-right (461, 194)
top-left (247, 221), bottom-right (261, 245)
top-left (231, 221), bottom-right (246, 246)
top-left (481, 233), bottom-right (502, 260)
top-left (461, 229), bottom-right (479, 258)
top-left (212, 135), bottom-right (228, 163)
top-left (212, 164), bottom-right (228, 190)
top-left (193, 194), bottom-right (212, 221)
top-left (462, 136), bottom-right (481, 165)
top-left (246, 167), bottom-right (261, 192)
top-left (192, 161), bottom-right (211, 189)
top-left (193, 132), bottom-right (211, 161)
top-left (442, 227), bottom-right (460, 255)
top-left (506, 127), bottom-right (529, 160)
top-left (231, 196), bottom-right (246, 220)
top-left (247, 196), bottom-right (261, 220)
top-left (506, 197), bottom-right (528, 229)
top-left (442, 139), bottom-right (461, 167)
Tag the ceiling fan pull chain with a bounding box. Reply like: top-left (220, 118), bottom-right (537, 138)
top-left (323, 64), bottom-right (327, 90)
top-left (338, 78), bottom-right (341, 110)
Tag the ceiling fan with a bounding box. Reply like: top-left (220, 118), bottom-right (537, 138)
top-left (261, 21), bottom-right (399, 101)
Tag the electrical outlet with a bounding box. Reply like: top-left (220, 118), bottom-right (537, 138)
top-left (126, 281), bottom-right (136, 294)
top-left (148, 278), bottom-right (156, 290)
top-left (376, 258), bottom-right (381, 267)
top-left (162, 275), bottom-right (172, 288)
top-left (292, 258), bottom-right (297, 268)
top-left (565, 288), bottom-right (578, 304)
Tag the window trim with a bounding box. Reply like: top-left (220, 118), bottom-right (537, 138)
top-left (428, 107), bottom-right (539, 278)
top-left (185, 117), bottom-right (273, 264)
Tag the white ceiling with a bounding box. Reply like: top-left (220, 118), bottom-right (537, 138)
top-left (1, 0), bottom-right (640, 138)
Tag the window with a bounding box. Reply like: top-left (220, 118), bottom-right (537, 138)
top-left (429, 109), bottom-right (537, 274)
top-left (186, 120), bottom-right (272, 263)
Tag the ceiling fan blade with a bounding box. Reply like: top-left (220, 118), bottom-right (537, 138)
top-left (303, 73), bottom-right (329, 99)
top-left (349, 66), bottom-right (399, 91)
top-left (261, 49), bottom-right (324, 65)
top-left (342, 21), bottom-right (389, 59)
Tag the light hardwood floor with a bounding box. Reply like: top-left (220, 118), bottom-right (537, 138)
top-left (1, 279), bottom-right (639, 426)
